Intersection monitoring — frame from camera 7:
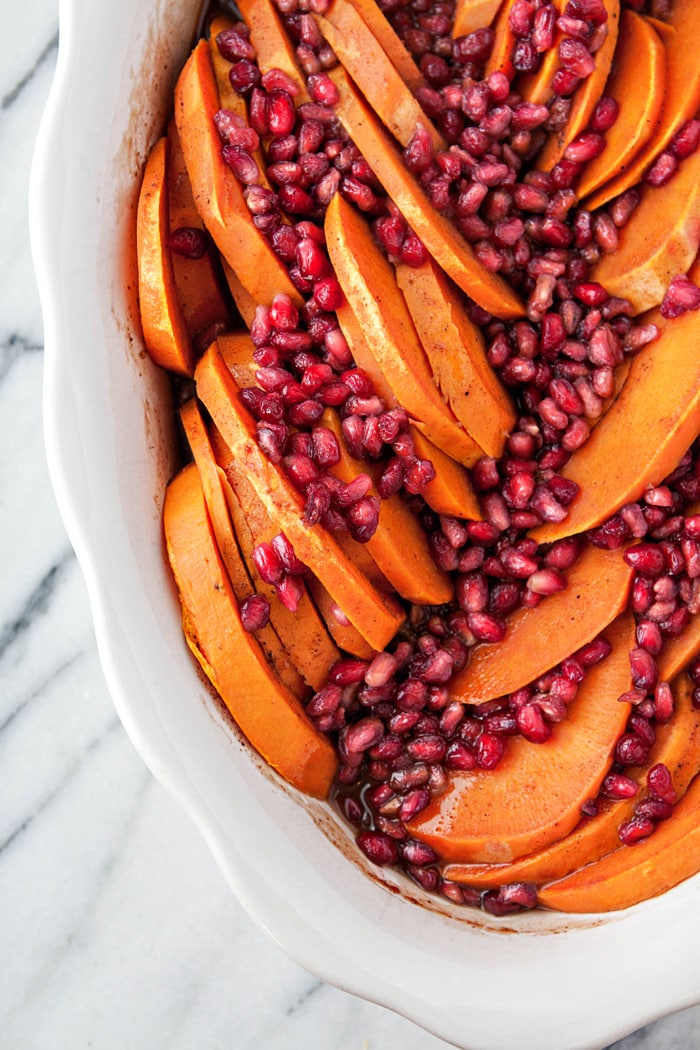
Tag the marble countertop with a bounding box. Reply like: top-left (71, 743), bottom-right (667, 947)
top-left (3, 1), bottom-right (700, 1047)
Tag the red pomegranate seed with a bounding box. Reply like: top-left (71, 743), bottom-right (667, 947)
top-left (590, 96), bottom-right (619, 132)
top-left (558, 38), bottom-right (596, 77)
top-left (229, 59), bottom-right (260, 94)
top-left (217, 27), bottom-right (255, 61)
top-left (623, 543), bottom-right (666, 577)
top-left (602, 773), bottom-right (639, 800)
top-left (565, 130), bottom-right (605, 164)
top-left (357, 830), bottom-right (399, 866)
top-left (670, 118), bottom-right (700, 160)
top-left (475, 732), bottom-right (506, 769)
top-left (647, 762), bottom-right (677, 804)
top-left (654, 681), bottom-right (675, 723)
top-left (252, 542), bottom-right (284, 584)
top-left (516, 703), bottom-right (551, 743)
top-left (618, 816), bottom-right (654, 846)
top-left (275, 573), bottom-right (306, 612)
top-left (398, 788), bottom-right (431, 822)
top-left (616, 732), bottom-right (650, 767)
top-left (660, 275), bottom-right (700, 319)
top-left (240, 593), bottom-right (271, 632)
top-left (646, 150), bottom-right (678, 187)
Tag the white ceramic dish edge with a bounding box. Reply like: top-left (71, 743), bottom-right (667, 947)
top-left (29, 1), bottom-right (700, 1047)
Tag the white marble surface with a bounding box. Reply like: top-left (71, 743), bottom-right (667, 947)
top-left (4, 0), bottom-right (700, 1047)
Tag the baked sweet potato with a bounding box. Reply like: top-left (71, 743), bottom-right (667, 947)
top-left (411, 428), bottom-right (484, 520)
top-left (451, 542), bottom-right (634, 703)
top-left (164, 463), bottom-right (337, 798)
top-left (538, 748), bottom-right (700, 912)
top-left (536, 0), bottom-right (620, 171)
top-left (327, 64), bottom-right (525, 319)
top-left (445, 673), bottom-right (700, 886)
top-left (317, 0), bottom-right (444, 150)
top-left (577, 11), bottom-right (665, 203)
top-left (592, 145), bottom-right (700, 314)
top-left (531, 306), bottom-right (700, 545)
top-left (180, 398), bottom-right (309, 699)
top-left (136, 136), bottom-right (194, 376)
top-left (321, 409), bottom-right (453, 605)
top-left (585, 0), bottom-right (700, 211)
top-left (236, 0), bottom-right (309, 100)
top-left (343, 0), bottom-right (426, 92)
top-left (326, 193), bottom-right (484, 465)
top-left (195, 340), bottom-right (405, 651)
top-left (453, 0), bottom-right (503, 38)
top-left (166, 120), bottom-right (231, 341)
top-left (409, 613), bottom-right (636, 863)
top-left (395, 256), bottom-right (516, 458)
top-left (174, 40), bottom-right (301, 307)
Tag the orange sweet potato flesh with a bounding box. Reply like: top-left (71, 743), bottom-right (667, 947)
top-left (321, 409), bottom-right (453, 605)
top-left (174, 40), bottom-right (301, 308)
top-left (137, 136), bottom-right (194, 376)
top-left (222, 260), bottom-right (259, 328)
top-left (327, 65), bottom-right (525, 320)
top-left (411, 428), bottom-right (484, 520)
top-left (343, 0), bottom-right (425, 93)
top-left (445, 673), bottom-right (700, 886)
top-left (208, 426), bottom-right (342, 692)
top-left (317, 1), bottom-right (445, 152)
top-left (236, 0), bottom-right (309, 100)
top-left (395, 257), bottom-right (516, 458)
top-left (538, 756), bottom-right (700, 912)
top-left (536, 0), bottom-right (620, 171)
top-left (179, 399), bottom-right (309, 699)
top-left (409, 613), bottom-right (636, 863)
top-left (451, 542), bottom-right (634, 704)
top-left (306, 577), bottom-right (376, 660)
top-left (166, 120), bottom-right (231, 341)
top-left (585, 0), bottom-right (700, 211)
top-left (164, 463), bottom-right (336, 798)
top-left (195, 340), bottom-right (405, 651)
top-left (333, 294), bottom-right (482, 470)
top-left (453, 0), bottom-right (503, 38)
top-left (530, 307), bottom-right (700, 546)
top-left (326, 193), bottom-right (485, 466)
top-left (576, 11), bottom-right (665, 203)
top-left (483, 0), bottom-right (516, 80)
top-left (591, 146), bottom-right (700, 314)
top-left (516, 0), bottom-right (565, 107)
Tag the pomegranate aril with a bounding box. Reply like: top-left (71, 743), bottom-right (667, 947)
top-left (618, 816), bottom-right (655, 846)
top-left (357, 830), bottom-right (399, 866)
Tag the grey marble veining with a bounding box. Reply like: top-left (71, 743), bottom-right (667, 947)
top-left (2, 1), bottom-right (699, 1047)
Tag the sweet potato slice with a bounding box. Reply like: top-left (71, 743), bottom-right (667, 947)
top-left (196, 341), bottom-right (405, 651)
top-left (451, 542), bottom-right (633, 704)
top-left (174, 40), bottom-right (301, 308)
top-left (535, 0), bottom-right (620, 171)
top-left (585, 0), bottom-right (700, 212)
top-left (208, 16), bottom-right (251, 113)
top-left (538, 758), bottom-right (700, 913)
top-left (327, 65), bottom-right (525, 320)
top-left (445, 673), bottom-right (700, 887)
top-left (321, 409), bottom-right (453, 605)
top-left (591, 146), bottom-right (700, 314)
top-left (306, 577), bottom-right (376, 660)
top-left (317, 1), bottom-right (444, 151)
top-left (409, 613), bottom-right (636, 863)
top-left (164, 463), bottom-right (336, 798)
top-left (483, 0), bottom-right (516, 80)
top-left (411, 429), bottom-right (483, 520)
top-left (179, 399), bottom-right (309, 699)
top-left (207, 426), bottom-right (342, 691)
top-left (344, 0), bottom-right (425, 93)
top-left (236, 0), bottom-right (309, 100)
top-left (530, 307), bottom-right (700, 545)
top-left (453, 0), bottom-right (504, 38)
top-left (395, 257), bottom-right (516, 458)
top-left (576, 11), bottom-right (665, 203)
top-left (515, 0), bottom-right (565, 106)
top-left (137, 136), bottom-right (194, 376)
top-left (222, 260), bottom-right (258, 327)
top-left (166, 120), bottom-right (231, 341)
top-left (326, 193), bottom-right (485, 465)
